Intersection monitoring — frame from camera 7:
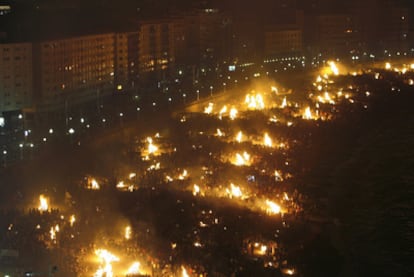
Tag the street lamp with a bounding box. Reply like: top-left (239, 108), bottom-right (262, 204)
top-left (119, 112), bottom-right (124, 125)
top-left (68, 128), bottom-right (75, 144)
top-left (2, 149), bottom-right (7, 167)
top-left (136, 107), bottom-right (141, 119)
top-left (196, 90), bottom-right (200, 101)
top-left (210, 86), bottom-right (213, 97)
top-left (19, 143), bottom-right (23, 160)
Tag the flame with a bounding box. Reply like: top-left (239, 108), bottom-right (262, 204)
top-left (242, 151), bottom-right (250, 162)
top-left (269, 115), bottom-right (278, 123)
top-left (125, 226), bottom-right (131, 240)
top-left (38, 194), bottom-right (49, 212)
top-left (129, 173), bottom-right (136, 179)
top-left (181, 266), bottom-right (190, 277)
top-left (147, 162), bottom-right (161, 171)
top-left (316, 92), bottom-right (335, 104)
top-left (282, 268), bottom-right (295, 275)
top-left (219, 105), bottom-right (227, 115)
top-left (233, 151), bottom-right (251, 166)
top-left (245, 93), bottom-right (265, 110)
top-left (236, 131), bottom-right (243, 143)
top-left (385, 62), bottom-right (391, 70)
top-left (178, 169), bottom-right (188, 180)
top-left (94, 249), bottom-right (119, 277)
top-left (274, 170), bottom-right (283, 181)
top-left (302, 107), bottom-right (313, 120)
top-left (69, 214), bottom-right (76, 227)
top-left (88, 178), bottom-right (100, 190)
top-left (271, 86), bottom-right (278, 93)
top-left (117, 181), bottom-right (125, 189)
top-left (325, 92), bottom-right (334, 104)
top-left (193, 184), bottom-right (200, 196)
top-left (252, 242), bottom-right (270, 256)
top-left (316, 75), bottom-right (323, 83)
top-left (147, 137), bottom-right (158, 154)
top-left (49, 224), bottom-right (59, 242)
top-left (328, 61), bottom-right (339, 75)
top-left (226, 183), bottom-right (243, 198)
top-left (263, 133), bottom-right (272, 147)
top-left (204, 102), bottom-right (214, 114)
top-left (281, 97), bottom-right (287, 108)
top-left (265, 200), bottom-right (281, 214)
top-left (216, 128), bottom-right (224, 137)
top-left (229, 107), bottom-right (238, 120)
top-left (259, 244), bottom-right (267, 255)
top-left (127, 262), bottom-right (141, 275)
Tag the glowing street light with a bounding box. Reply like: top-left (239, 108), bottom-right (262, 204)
top-left (19, 143), bottom-right (23, 160)
top-left (2, 149), bottom-right (7, 166)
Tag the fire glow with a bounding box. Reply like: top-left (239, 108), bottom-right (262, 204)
top-left (126, 262), bottom-right (141, 275)
top-left (94, 249), bottom-right (119, 277)
top-left (125, 226), bottom-right (132, 240)
top-left (38, 194), bottom-right (49, 212)
top-left (226, 183), bottom-right (244, 199)
top-left (264, 200), bottom-right (281, 215)
top-left (263, 133), bottom-right (273, 147)
top-left (231, 151), bottom-right (251, 166)
top-left (245, 93), bottom-right (265, 110)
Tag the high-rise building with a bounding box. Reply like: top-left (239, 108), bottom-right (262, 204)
top-left (380, 3), bottom-right (410, 52)
top-left (264, 25), bottom-right (303, 58)
top-left (137, 19), bottom-right (174, 76)
top-left (0, 42), bottom-right (33, 115)
top-left (170, 15), bottom-right (187, 67)
top-left (170, 9), bottom-right (231, 66)
top-left (348, 0), bottom-right (410, 53)
top-left (33, 33), bottom-right (115, 112)
top-left (115, 32), bottom-right (140, 91)
top-left (314, 13), bottom-right (358, 56)
top-left (198, 8), bottom-right (229, 63)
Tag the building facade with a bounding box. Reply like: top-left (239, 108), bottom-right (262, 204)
top-left (138, 20), bottom-right (174, 76)
top-left (0, 42), bottom-right (33, 115)
top-left (314, 14), bottom-right (358, 56)
top-left (33, 33), bottom-right (115, 111)
top-left (264, 25), bottom-right (303, 58)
